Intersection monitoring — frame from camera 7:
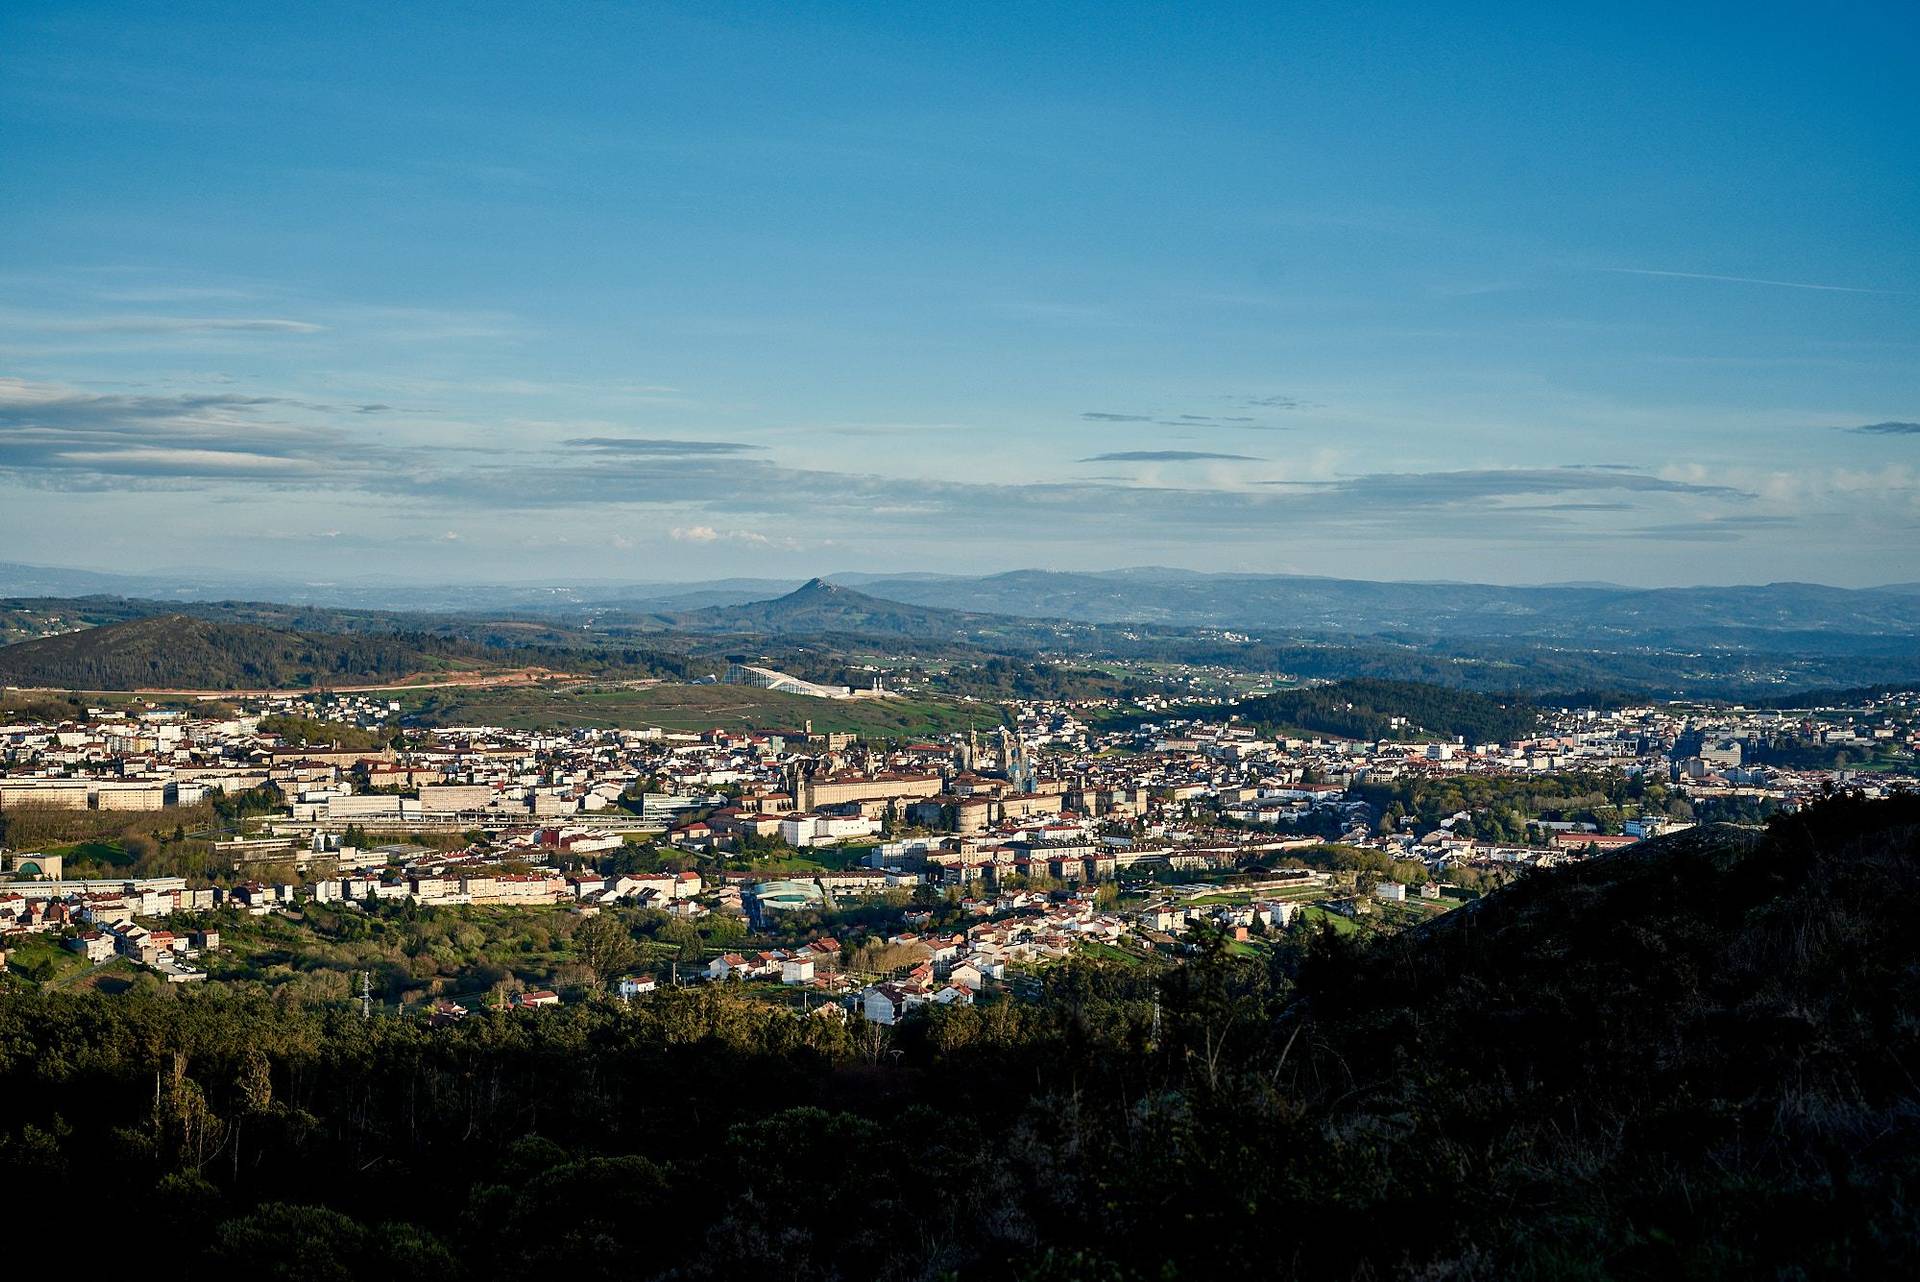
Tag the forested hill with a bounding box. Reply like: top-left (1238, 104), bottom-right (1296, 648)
top-left (3, 795), bottom-right (1915, 1277)
top-left (665, 577), bottom-right (1003, 638)
top-left (1288, 792), bottom-right (1920, 1276)
top-left (1748, 681), bottom-right (1920, 709)
top-left (1229, 677), bottom-right (1542, 743)
top-left (0, 615), bottom-right (482, 690)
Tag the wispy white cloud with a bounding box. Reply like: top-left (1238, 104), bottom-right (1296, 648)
top-left (1258, 466), bottom-right (1747, 502)
top-left (18, 373), bottom-right (1909, 578)
top-left (669, 524), bottom-right (793, 548)
top-left (1598, 267), bottom-right (1901, 295)
top-left (36, 316), bottom-right (326, 334)
top-left (0, 377), bottom-right (373, 482)
top-left (1085, 450), bottom-right (1260, 462)
top-left (566, 436), bottom-right (763, 456)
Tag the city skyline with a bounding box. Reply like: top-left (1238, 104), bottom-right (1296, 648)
top-left (3, 1), bottom-right (1916, 586)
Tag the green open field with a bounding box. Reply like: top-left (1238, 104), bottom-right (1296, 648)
top-left (711, 845), bottom-right (877, 876)
top-left (1188, 883), bottom-right (1326, 906)
top-left (400, 680), bottom-right (1004, 737)
top-left (1296, 903), bottom-right (1362, 935)
top-left (1, 933), bottom-right (95, 988)
top-left (1078, 939), bottom-right (1158, 967)
top-left (1836, 754), bottom-right (1918, 773)
top-left (39, 839), bottom-right (137, 868)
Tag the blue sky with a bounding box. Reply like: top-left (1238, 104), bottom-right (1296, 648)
top-left (2, 1), bottom-right (1916, 586)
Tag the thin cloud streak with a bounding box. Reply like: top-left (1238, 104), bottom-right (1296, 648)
top-left (563, 436), bottom-right (764, 455)
top-left (1083, 450), bottom-right (1260, 462)
top-left (1259, 467), bottom-right (1749, 502)
top-left (1598, 267), bottom-right (1902, 295)
top-left (50, 316), bottom-right (328, 334)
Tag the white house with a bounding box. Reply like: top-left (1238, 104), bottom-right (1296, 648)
top-left (780, 957), bottom-right (816, 985)
top-left (706, 953), bottom-right (749, 982)
top-left (1254, 901), bottom-right (1297, 928)
top-left (66, 931), bottom-right (116, 963)
top-left (860, 982), bottom-right (926, 1025)
top-left (948, 960), bottom-right (987, 991)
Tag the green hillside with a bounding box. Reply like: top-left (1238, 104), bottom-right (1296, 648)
top-left (1232, 676), bottom-right (1542, 742)
top-left (668, 577), bottom-right (994, 638)
top-left (0, 614), bottom-right (483, 690)
top-left (1134, 677), bottom-right (1545, 743)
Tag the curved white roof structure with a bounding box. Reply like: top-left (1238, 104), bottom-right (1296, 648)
top-left (722, 662), bottom-right (850, 699)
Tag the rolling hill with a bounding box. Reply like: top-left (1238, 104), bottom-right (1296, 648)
top-left (662, 577), bottom-right (1012, 639)
top-left (6, 572), bottom-right (1920, 700)
top-left (7, 559), bottom-right (1919, 654)
top-left (1100, 677), bottom-right (1545, 743)
top-left (1278, 791), bottom-right (1920, 1276)
top-left (836, 568), bottom-right (1920, 650)
top-left (0, 615), bottom-right (484, 690)
top-left (1232, 677), bottom-right (1542, 743)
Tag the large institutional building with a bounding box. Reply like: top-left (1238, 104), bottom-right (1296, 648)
top-left (721, 662), bottom-right (853, 699)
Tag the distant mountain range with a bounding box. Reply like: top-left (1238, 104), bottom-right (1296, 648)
top-left (4, 560), bottom-right (1914, 653)
top-left (617, 571), bottom-right (1920, 667)
top-left (822, 569), bottom-right (1920, 649)
top-left (607, 576), bottom-right (1920, 696)
top-left (0, 561), bottom-right (799, 613)
top-left (3, 561), bottom-right (1917, 698)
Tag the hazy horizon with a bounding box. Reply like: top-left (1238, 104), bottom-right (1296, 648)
top-left (2, 552), bottom-right (1915, 598)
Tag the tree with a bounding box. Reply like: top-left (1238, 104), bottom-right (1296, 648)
top-left (210, 1203), bottom-right (456, 1282)
top-left (656, 917), bottom-right (704, 964)
top-left (573, 913), bottom-right (639, 988)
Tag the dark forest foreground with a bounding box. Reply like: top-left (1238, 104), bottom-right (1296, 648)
top-left (4, 793), bottom-right (1918, 1279)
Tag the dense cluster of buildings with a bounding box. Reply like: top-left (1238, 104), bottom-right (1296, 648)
top-left (3, 684), bottom-right (1914, 1004)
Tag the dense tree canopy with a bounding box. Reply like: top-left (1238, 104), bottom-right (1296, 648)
top-left (1231, 677), bottom-right (1543, 743)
